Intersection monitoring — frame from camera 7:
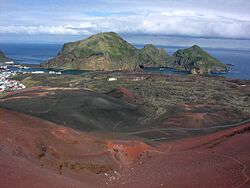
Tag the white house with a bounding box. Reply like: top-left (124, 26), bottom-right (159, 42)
top-left (108, 77), bottom-right (118, 82)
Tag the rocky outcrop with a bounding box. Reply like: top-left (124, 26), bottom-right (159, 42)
top-left (0, 50), bottom-right (11, 63)
top-left (171, 45), bottom-right (229, 74)
top-left (41, 32), bottom-right (170, 71)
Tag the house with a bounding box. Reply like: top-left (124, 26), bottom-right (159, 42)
top-left (108, 77), bottom-right (117, 82)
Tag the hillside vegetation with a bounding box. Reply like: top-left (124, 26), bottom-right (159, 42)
top-left (41, 32), bottom-right (170, 71)
top-left (41, 32), bottom-right (228, 74)
top-left (171, 45), bottom-right (228, 74)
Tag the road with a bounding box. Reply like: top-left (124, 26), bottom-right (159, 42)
top-left (126, 118), bottom-right (250, 141)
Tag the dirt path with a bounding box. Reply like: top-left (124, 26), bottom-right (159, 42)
top-left (110, 122), bottom-right (250, 188)
top-left (126, 118), bottom-right (250, 141)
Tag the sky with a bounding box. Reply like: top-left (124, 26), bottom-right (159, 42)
top-left (0, 0), bottom-right (250, 48)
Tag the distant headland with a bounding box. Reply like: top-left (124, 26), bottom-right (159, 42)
top-left (0, 50), bottom-right (11, 64)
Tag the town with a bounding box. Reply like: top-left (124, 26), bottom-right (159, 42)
top-left (0, 59), bottom-right (66, 92)
top-left (0, 69), bottom-right (26, 92)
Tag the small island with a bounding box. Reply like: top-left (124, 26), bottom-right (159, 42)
top-left (171, 45), bottom-right (229, 74)
top-left (41, 32), bottom-right (228, 75)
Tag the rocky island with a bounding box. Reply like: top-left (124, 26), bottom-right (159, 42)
top-left (41, 32), bottom-right (228, 75)
top-left (171, 45), bottom-right (229, 74)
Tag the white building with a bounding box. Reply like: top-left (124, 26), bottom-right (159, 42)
top-left (108, 77), bottom-right (118, 82)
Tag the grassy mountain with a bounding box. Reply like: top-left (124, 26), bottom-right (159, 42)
top-left (0, 50), bottom-right (11, 63)
top-left (139, 44), bottom-right (170, 67)
top-left (41, 32), bottom-right (170, 71)
top-left (171, 45), bottom-right (229, 74)
top-left (41, 33), bottom-right (227, 74)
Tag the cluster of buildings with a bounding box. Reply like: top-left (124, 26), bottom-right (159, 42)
top-left (0, 70), bottom-right (26, 92)
top-left (0, 62), bottom-right (62, 92)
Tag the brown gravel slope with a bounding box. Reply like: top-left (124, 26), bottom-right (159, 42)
top-left (110, 123), bottom-right (250, 188)
top-left (0, 109), bottom-right (154, 188)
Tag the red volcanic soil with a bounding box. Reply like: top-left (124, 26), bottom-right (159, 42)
top-left (107, 140), bottom-right (151, 166)
top-left (0, 109), bottom-right (154, 188)
top-left (106, 87), bottom-right (142, 102)
top-left (0, 108), bottom-right (249, 188)
top-left (110, 123), bottom-right (250, 188)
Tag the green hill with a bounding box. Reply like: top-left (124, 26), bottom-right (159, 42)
top-left (171, 45), bottom-right (229, 74)
top-left (41, 33), bottom-right (228, 74)
top-left (41, 32), bottom-right (170, 71)
top-left (139, 44), bottom-right (170, 67)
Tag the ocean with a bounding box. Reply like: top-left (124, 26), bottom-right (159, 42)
top-left (0, 43), bottom-right (249, 80)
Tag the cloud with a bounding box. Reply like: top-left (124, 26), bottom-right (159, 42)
top-left (0, 25), bottom-right (92, 35)
top-left (0, 1), bottom-right (250, 39)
